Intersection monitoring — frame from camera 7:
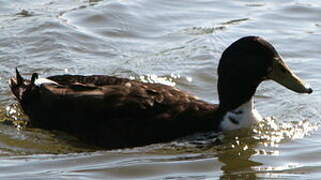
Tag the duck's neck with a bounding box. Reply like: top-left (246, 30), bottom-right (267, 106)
top-left (218, 98), bottom-right (262, 131)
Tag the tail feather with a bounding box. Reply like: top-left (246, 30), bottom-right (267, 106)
top-left (15, 68), bottom-right (24, 85)
top-left (10, 68), bottom-right (29, 101)
top-left (31, 73), bottom-right (39, 85)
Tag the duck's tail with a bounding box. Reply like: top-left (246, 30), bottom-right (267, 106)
top-left (9, 68), bottom-right (38, 101)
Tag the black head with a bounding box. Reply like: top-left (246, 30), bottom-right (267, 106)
top-left (217, 36), bottom-right (312, 111)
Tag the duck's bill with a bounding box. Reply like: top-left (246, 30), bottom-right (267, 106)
top-left (268, 57), bottom-right (312, 94)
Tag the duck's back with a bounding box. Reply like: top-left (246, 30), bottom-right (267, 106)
top-left (23, 75), bottom-right (218, 148)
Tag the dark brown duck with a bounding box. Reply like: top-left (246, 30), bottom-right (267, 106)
top-left (9, 36), bottom-right (312, 149)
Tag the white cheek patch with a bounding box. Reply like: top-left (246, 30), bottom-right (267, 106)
top-left (34, 78), bottom-right (59, 86)
top-left (219, 99), bottom-right (262, 131)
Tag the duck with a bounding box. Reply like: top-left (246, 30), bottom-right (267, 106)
top-left (9, 36), bottom-right (312, 149)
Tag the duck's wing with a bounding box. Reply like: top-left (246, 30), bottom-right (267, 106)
top-left (43, 75), bottom-right (217, 118)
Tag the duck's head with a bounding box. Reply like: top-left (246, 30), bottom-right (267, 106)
top-left (217, 36), bottom-right (312, 112)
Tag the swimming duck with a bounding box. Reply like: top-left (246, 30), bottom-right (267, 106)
top-left (9, 36), bottom-right (312, 149)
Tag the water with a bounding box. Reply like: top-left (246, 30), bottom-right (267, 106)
top-left (0, 0), bottom-right (321, 179)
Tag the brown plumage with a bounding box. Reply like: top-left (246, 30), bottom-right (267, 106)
top-left (11, 74), bottom-right (219, 148)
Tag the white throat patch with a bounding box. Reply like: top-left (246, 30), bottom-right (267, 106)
top-left (219, 99), bottom-right (262, 131)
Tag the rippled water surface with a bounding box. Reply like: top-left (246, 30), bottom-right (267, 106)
top-left (1, 0), bottom-right (321, 179)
